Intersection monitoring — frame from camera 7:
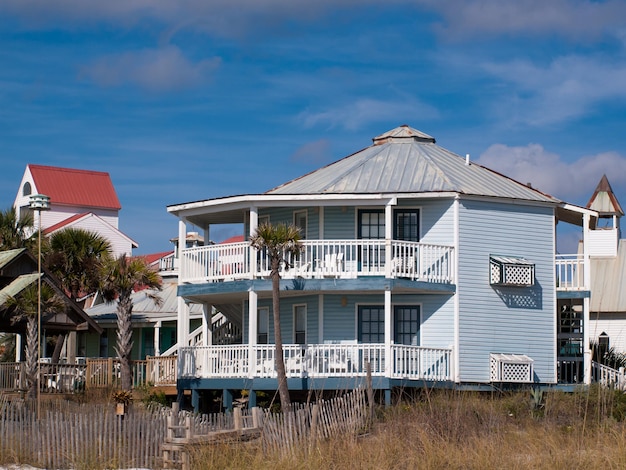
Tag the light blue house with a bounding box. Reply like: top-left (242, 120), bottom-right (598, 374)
top-left (167, 125), bottom-right (597, 409)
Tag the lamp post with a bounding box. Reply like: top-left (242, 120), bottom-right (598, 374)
top-left (29, 194), bottom-right (50, 420)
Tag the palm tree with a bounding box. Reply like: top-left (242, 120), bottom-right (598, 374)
top-left (0, 206), bottom-right (34, 250)
top-left (99, 255), bottom-right (162, 391)
top-left (44, 228), bottom-right (112, 362)
top-left (249, 222), bottom-right (303, 409)
top-left (7, 284), bottom-right (64, 399)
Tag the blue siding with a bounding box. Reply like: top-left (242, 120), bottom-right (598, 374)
top-left (457, 199), bottom-right (555, 383)
top-left (324, 207), bottom-right (355, 239)
top-left (258, 208), bottom-right (319, 239)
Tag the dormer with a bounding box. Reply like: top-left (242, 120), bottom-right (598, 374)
top-left (586, 175), bottom-right (623, 257)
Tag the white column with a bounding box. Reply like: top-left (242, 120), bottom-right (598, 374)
top-left (250, 206), bottom-right (258, 277)
top-left (453, 196), bottom-right (460, 383)
top-left (177, 218), bottom-right (189, 351)
top-left (384, 289), bottom-right (392, 377)
top-left (318, 294), bottom-right (324, 343)
top-left (203, 225), bottom-right (210, 246)
top-left (248, 291), bottom-right (258, 378)
top-left (154, 321), bottom-right (161, 356)
top-left (203, 304), bottom-right (213, 346)
top-left (384, 199), bottom-right (395, 277)
top-left (15, 334), bottom-right (22, 362)
top-left (582, 213), bottom-right (591, 383)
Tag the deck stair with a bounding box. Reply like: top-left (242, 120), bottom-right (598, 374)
top-left (161, 403), bottom-right (262, 470)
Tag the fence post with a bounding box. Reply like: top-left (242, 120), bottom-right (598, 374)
top-left (234, 407), bottom-right (242, 431)
top-left (252, 406), bottom-right (263, 429)
top-left (107, 357), bottom-right (114, 387)
top-left (619, 367), bottom-right (625, 390)
top-left (366, 361), bottom-right (374, 424)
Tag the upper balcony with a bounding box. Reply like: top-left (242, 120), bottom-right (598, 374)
top-left (555, 254), bottom-right (587, 291)
top-left (178, 239), bottom-right (455, 285)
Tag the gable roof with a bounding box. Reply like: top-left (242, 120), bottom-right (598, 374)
top-left (266, 125), bottom-right (559, 204)
top-left (0, 248), bottom-right (102, 334)
top-left (43, 212), bottom-right (138, 250)
top-left (28, 164), bottom-right (121, 210)
top-left (586, 174), bottom-right (624, 217)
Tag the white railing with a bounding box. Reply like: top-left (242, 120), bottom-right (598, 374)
top-left (592, 361), bottom-right (626, 390)
top-left (178, 344), bottom-right (453, 381)
top-left (180, 239), bottom-right (454, 284)
top-left (555, 254), bottom-right (586, 291)
top-left (147, 355), bottom-right (177, 386)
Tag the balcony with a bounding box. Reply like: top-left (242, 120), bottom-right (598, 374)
top-left (179, 239), bottom-right (455, 285)
top-left (178, 343), bottom-right (453, 381)
top-left (555, 254), bottom-right (587, 291)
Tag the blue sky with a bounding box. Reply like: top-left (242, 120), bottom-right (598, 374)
top-left (1, 0), bottom-right (625, 254)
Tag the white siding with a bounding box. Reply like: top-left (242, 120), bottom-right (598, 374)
top-left (590, 313), bottom-right (626, 353)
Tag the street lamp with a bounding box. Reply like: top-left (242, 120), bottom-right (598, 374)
top-left (29, 193), bottom-right (50, 419)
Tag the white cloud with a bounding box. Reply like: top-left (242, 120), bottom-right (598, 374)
top-left (477, 143), bottom-right (626, 203)
top-left (299, 98), bottom-right (440, 131)
top-left (429, 0), bottom-right (626, 41)
top-left (482, 55), bottom-right (626, 125)
top-left (80, 46), bottom-right (221, 91)
top-left (290, 139), bottom-right (332, 165)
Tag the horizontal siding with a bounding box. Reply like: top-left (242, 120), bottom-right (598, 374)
top-left (244, 293), bottom-right (453, 345)
top-left (590, 314), bottom-right (626, 353)
top-left (259, 207), bottom-right (319, 239)
top-left (457, 199), bottom-right (556, 383)
top-left (324, 207), bottom-right (355, 239)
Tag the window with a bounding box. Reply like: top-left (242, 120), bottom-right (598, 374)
top-left (294, 210), bottom-right (307, 239)
top-left (258, 307), bottom-right (269, 344)
top-left (394, 306), bottom-right (420, 346)
top-left (358, 306), bottom-right (385, 343)
top-left (294, 305), bottom-right (306, 344)
top-left (358, 210), bottom-right (385, 239)
top-left (394, 210), bottom-right (420, 242)
top-left (22, 182), bottom-right (32, 196)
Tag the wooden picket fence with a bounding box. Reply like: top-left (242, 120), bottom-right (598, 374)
top-left (0, 388), bottom-right (370, 469)
top-left (262, 388), bottom-right (370, 456)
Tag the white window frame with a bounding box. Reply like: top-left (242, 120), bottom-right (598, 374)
top-left (257, 307), bottom-right (269, 344)
top-left (293, 210), bottom-right (308, 239)
top-left (293, 304), bottom-right (307, 345)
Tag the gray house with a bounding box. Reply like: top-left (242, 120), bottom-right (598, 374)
top-left (167, 125), bottom-right (596, 409)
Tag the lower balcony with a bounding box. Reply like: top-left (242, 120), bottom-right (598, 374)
top-left (178, 343), bottom-right (453, 382)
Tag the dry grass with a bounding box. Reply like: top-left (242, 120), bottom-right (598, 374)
top-left (189, 386), bottom-right (626, 470)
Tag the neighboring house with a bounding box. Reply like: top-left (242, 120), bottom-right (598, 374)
top-left (0, 248), bottom-right (102, 362)
top-left (584, 176), bottom-right (626, 352)
top-left (84, 274), bottom-right (203, 361)
top-left (13, 164), bottom-right (138, 257)
top-left (167, 125), bottom-right (599, 410)
top-left (82, 234), bottom-right (242, 362)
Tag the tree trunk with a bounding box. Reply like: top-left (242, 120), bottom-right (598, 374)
top-left (115, 295), bottom-right (134, 391)
top-left (272, 263), bottom-right (291, 410)
top-left (25, 316), bottom-right (38, 400)
top-left (51, 333), bottom-right (65, 364)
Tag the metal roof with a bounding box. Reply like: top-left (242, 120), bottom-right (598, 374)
top-left (590, 239), bottom-right (626, 312)
top-left (266, 125), bottom-right (560, 204)
top-left (0, 248), bottom-right (26, 270)
top-left (29, 164), bottom-right (121, 210)
top-left (490, 255), bottom-right (534, 266)
top-left (0, 273), bottom-right (41, 307)
top-left (586, 175), bottom-right (624, 217)
top-left (86, 277), bottom-right (203, 322)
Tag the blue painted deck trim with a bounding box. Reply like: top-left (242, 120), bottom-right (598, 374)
top-left (178, 277), bottom-right (456, 297)
top-left (177, 377), bottom-right (460, 391)
top-left (557, 290), bottom-right (590, 299)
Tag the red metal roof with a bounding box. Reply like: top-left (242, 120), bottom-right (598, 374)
top-left (43, 213), bottom-right (88, 235)
top-left (29, 164), bottom-right (121, 210)
top-left (219, 235), bottom-right (245, 244)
